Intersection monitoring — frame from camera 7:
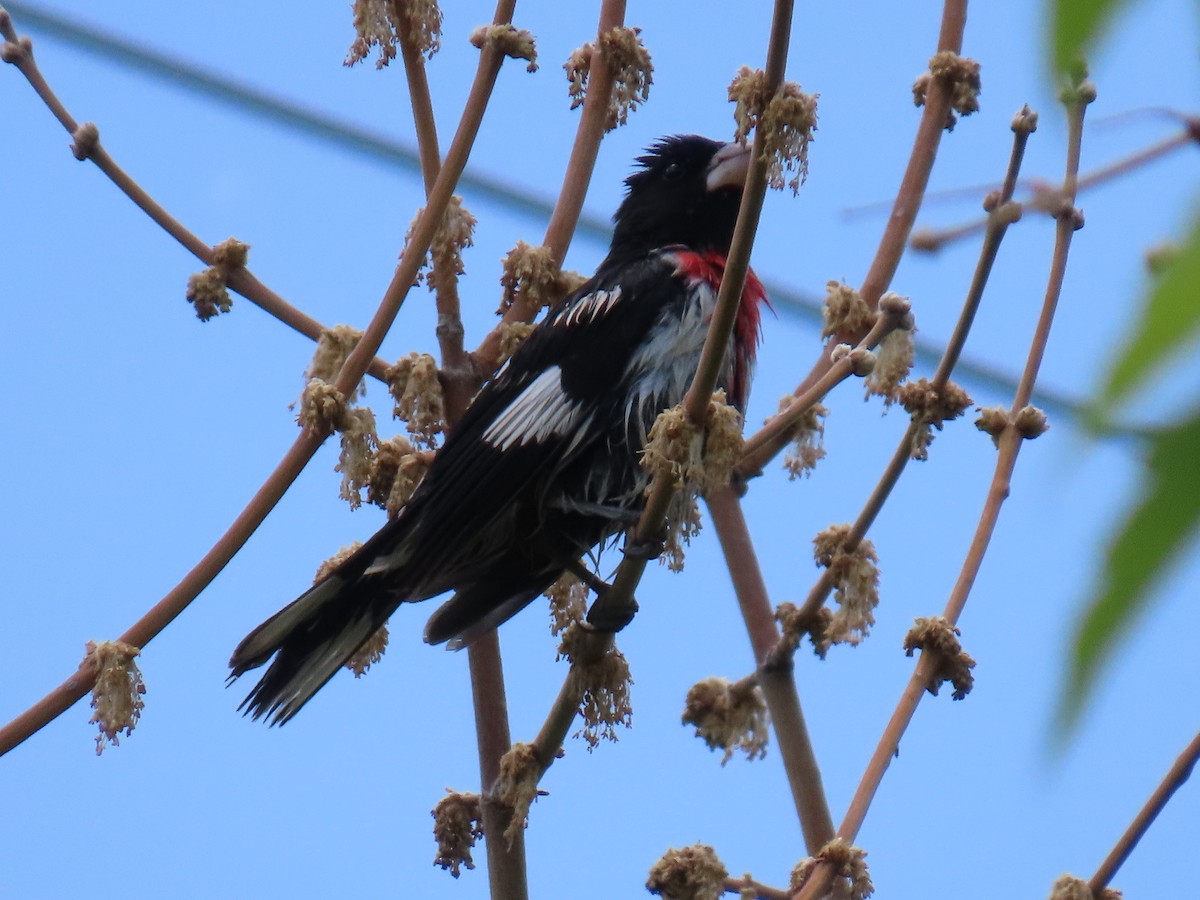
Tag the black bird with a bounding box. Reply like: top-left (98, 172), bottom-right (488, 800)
top-left (230, 135), bottom-right (769, 724)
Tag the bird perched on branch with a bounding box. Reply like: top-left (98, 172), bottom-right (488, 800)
top-left (230, 134), bottom-right (769, 724)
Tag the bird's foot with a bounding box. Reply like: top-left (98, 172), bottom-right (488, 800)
top-left (620, 535), bottom-right (665, 560)
top-left (584, 597), bottom-right (639, 633)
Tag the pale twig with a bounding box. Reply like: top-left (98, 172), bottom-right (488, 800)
top-left (1088, 728), bottom-right (1200, 894)
top-left (911, 128), bottom-right (1194, 252)
top-left (737, 315), bottom-right (897, 478)
top-left (737, 0), bottom-right (968, 473)
top-left (586, 0), bottom-right (789, 633)
top-left (390, 8), bottom-right (527, 895)
top-left (723, 874), bottom-right (790, 899)
top-left (793, 77), bottom-right (1091, 900)
top-left (707, 488), bottom-right (834, 854)
top-left (0, 0), bottom-right (516, 757)
top-left (773, 106), bottom-right (1034, 647)
top-left (0, 8), bottom-right (392, 383)
top-left (470, 0), bottom-right (630, 376)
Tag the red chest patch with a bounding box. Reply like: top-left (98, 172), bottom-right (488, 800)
top-left (667, 249), bottom-right (770, 412)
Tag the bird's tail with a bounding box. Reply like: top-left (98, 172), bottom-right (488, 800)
top-left (228, 557), bottom-right (400, 726)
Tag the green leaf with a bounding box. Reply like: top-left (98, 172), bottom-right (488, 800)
top-left (1050, 0), bottom-right (1131, 75)
top-left (1093, 212), bottom-right (1200, 417)
top-left (1058, 413), bottom-right (1200, 737)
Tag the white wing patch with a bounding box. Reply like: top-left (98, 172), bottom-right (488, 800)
top-left (482, 366), bottom-right (584, 451)
top-left (554, 287), bottom-right (623, 328)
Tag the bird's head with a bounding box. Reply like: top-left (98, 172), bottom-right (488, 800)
top-left (610, 135), bottom-right (751, 259)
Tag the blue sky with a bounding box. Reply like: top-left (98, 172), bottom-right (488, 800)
top-left (1, 1), bottom-right (1198, 897)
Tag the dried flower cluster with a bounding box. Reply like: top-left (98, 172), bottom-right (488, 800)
top-left (559, 628), bottom-right (634, 748)
top-left (643, 393), bottom-right (743, 494)
top-left (647, 844), bottom-right (729, 900)
top-left (913, 50), bottom-right (982, 131)
top-left (498, 241), bottom-right (575, 315)
top-left (297, 378), bottom-right (348, 435)
top-left (306, 325), bottom-right (366, 397)
top-left (864, 294), bottom-right (916, 403)
top-left (86, 640), bottom-right (146, 755)
top-left (497, 321), bottom-right (535, 364)
top-left (896, 378), bottom-right (973, 460)
top-left (728, 67), bottom-right (819, 193)
top-left (903, 616), bottom-right (976, 700)
top-left (813, 524), bottom-right (880, 651)
top-left (335, 406), bottom-right (380, 509)
top-left (775, 601), bottom-right (835, 660)
top-left (469, 23), bottom-right (538, 71)
top-left (368, 434), bottom-right (430, 515)
top-left (546, 572), bottom-right (589, 638)
top-left (564, 26), bottom-right (653, 131)
top-left (346, 0), bottom-right (441, 68)
top-left (682, 676), bottom-right (769, 765)
top-left (431, 790), bottom-right (483, 878)
top-left (387, 352), bottom-right (445, 448)
top-left (822, 281), bottom-right (873, 338)
top-left (186, 237), bottom-right (248, 321)
top-left (790, 837), bottom-right (874, 899)
top-left (495, 742), bottom-right (543, 845)
top-left (345, 623), bottom-right (389, 677)
top-left (643, 393), bottom-right (744, 570)
top-left (408, 195), bottom-right (477, 290)
top-left (780, 399), bottom-right (828, 480)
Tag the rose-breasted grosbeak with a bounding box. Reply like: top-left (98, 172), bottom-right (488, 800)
top-left (230, 134), bottom-right (768, 724)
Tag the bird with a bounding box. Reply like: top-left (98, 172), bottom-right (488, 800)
top-left (229, 134), bottom-right (770, 724)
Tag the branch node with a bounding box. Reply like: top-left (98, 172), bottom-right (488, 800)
top-left (913, 50), bottom-right (982, 131)
top-left (790, 837), bottom-right (874, 900)
top-left (1014, 405), bottom-right (1050, 440)
top-left (903, 616), bottom-right (976, 700)
top-left (896, 378), bottom-right (972, 460)
top-left (470, 23), bottom-right (538, 72)
top-left (493, 742), bottom-right (545, 846)
top-left (70, 122), bottom-right (99, 161)
top-left (812, 524), bottom-right (880, 650)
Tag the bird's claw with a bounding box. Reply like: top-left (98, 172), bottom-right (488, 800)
top-left (585, 597), bottom-right (639, 633)
top-left (620, 536), bottom-right (665, 560)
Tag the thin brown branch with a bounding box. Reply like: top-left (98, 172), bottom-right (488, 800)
top-left (469, 630), bottom-right (527, 900)
top-left (1089, 729), bottom-right (1200, 894)
top-left (911, 128), bottom-right (1194, 253)
top-left (0, 9), bottom-right (392, 383)
top-left (776, 107), bottom-right (1035, 641)
top-left (708, 488), bottom-right (834, 854)
top-left (737, 315), bottom-right (896, 478)
top-left (587, 0), bottom-right (791, 632)
top-left (471, 0), bottom-right (629, 376)
top-left (737, 0), bottom-right (966, 474)
top-left (0, 0), bottom-right (514, 758)
top-left (390, 9), bottom-right (528, 896)
top-left (793, 77), bottom-right (1091, 900)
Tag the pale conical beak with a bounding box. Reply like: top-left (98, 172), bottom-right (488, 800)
top-left (706, 141), bottom-right (752, 192)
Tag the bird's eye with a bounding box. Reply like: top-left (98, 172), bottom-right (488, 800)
top-left (662, 162), bottom-right (684, 180)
